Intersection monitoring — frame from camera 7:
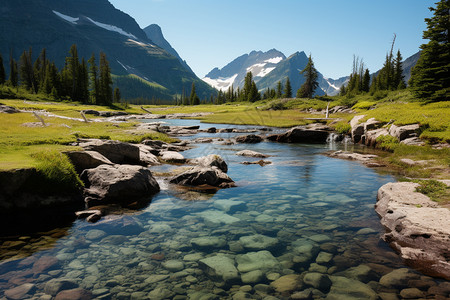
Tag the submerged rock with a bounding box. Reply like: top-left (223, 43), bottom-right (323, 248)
top-left (270, 274), bottom-right (303, 293)
top-left (235, 150), bottom-right (269, 158)
top-left (239, 234), bottom-right (280, 251)
top-left (236, 251), bottom-right (282, 273)
top-left (235, 134), bottom-right (263, 144)
top-left (327, 276), bottom-right (377, 300)
top-left (199, 255), bottom-right (240, 283)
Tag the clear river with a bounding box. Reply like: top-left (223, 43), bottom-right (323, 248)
top-left (0, 119), bottom-right (447, 299)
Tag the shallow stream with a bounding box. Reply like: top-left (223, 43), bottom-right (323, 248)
top-left (0, 119), bottom-right (447, 299)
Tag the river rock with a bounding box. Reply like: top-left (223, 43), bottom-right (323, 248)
top-left (399, 288), bottom-right (425, 299)
top-left (32, 256), bottom-right (60, 274)
top-left (376, 182), bottom-right (450, 280)
top-left (85, 229), bottom-right (106, 240)
top-left (277, 127), bottom-right (330, 143)
top-left (315, 252), bottom-right (333, 265)
top-left (196, 210), bottom-right (240, 225)
top-left (147, 287), bottom-right (174, 299)
top-left (78, 139), bottom-right (140, 164)
top-left (292, 239), bottom-right (320, 265)
top-left (199, 255), bottom-right (240, 283)
top-left (335, 264), bottom-right (377, 283)
top-left (236, 251), bottom-right (282, 273)
top-left (55, 288), bottom-right (93, 300)
top-left (191, 237), bottom-right (227, 250)
top-left (326, 276), bottom-right (377, 300)
top-left (379, 268), bottom-right (420, 289)
top-left (235, 150), bottom-right (269, 158)
top-left (303, 273), bottom-right (331, 292)
top-left (65, 151), bottom-right (113, 173)
top-left (162, 260), bottom-right (184, 272)
top-left (270, 274), bottom-right (303, 293)
top-left (239, 234), bottom-right (280, 251)
top-left (169, 166), bottom-right (235, 188)
top-left (213, 199), bottom-right (247, 213)
top-left (190, 154), bottom-right (228, 173)
top-left (44, 278), bottom-right (79, 296)
top-left (136, 144), bottom-right (160, 165)
top-left (160, 151), bottom-right (186, 163)
top-left (81, 164), bottom-right (160, 207)
top-left (241, 270), bottom-right (264, 284)
top-left (236, 134), bottom-right (263, 143)
top-left (4, 283), bottom-right (36, 299)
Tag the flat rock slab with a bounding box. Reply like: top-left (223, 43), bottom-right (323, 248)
top-left (235, 150), bottom-right (269, 158)
top-left (199, 255), bottom-right (239, 283)
top-left (79, 139), bottom-right (140, 164)
top-left (376, 182), bottom-right (450, 280)
top-left (169, 166), bottom-right (235, 188)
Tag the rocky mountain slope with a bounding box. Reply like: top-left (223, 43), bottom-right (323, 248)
top-left (0, 0), bottom-right (215, 102)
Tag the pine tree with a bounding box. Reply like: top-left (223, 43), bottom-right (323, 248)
top-left (362, 69), bottom-right (371, 92)
top-left (88, 54), bottom-right (98, 103)
top-left (98, 52), bottom-right (112, 105)
top-left (298, 54), bottom-right (319, 98)
top-left (410, 0), bottom-right (449, 101)
top-left (276, 81), bottom-right (283, 98)
top-left (114, 87), bottom-right (121, 103)
top-left (19, 48), bottom-right (36, 92)
top-left (66, 44), bottom-right (80, 100)
top-left (243, 72), bottom-right (253, 101)
top-left (0, 53), bottom-right (5, 85)
top-left (189, 82), bottom-right (200, 105)
top-left (393, 50), bottom-right (405, 89)
top-left (79, 58), bottom-right (89, 103)
top-left (9, 53), bottom-right (18, 87)
top-left (284, 77), bottom-right (292, 98)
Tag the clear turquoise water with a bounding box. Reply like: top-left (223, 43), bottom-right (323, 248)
top-left (0, 120), bottom-right (444, 299)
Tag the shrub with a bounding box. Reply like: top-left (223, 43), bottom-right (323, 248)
top-left (334, 122), bottom-right (351, 134)
top-left (415, 179), bottom-right (449, 202)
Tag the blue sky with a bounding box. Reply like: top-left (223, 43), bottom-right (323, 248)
top-left (109, 0), bottom-right (433, 79)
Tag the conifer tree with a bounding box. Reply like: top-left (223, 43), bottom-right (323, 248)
top-left (98, 52), bottom-right (112, 105)
top-left (393, 50), bottom-right (405, 89)
top-left (297, 54), bottom-right (319, 98)
top-left (0, 53), bottom-right (5, 85)
top-left (88, 54), bottom-right (98, 103)
top-left (243, 72), bottom-right (253, 101)
top-left (189, 82), bottom-right (200, 105)
top-left (19, 48), bottom-right (36, 92)
top-left (284, 77), bottom-right (292, 98)
top-left (79, 58), bottom-right (89, 103)
top-left (276, 81), bottom-right (283, 98)
top-left (362, 69), bottom-right (371, 92)
top-left (9, 53), bottom-right (18, 88)
top-left (114, 87), bottom-right (121, 103)
top-left (410, 0), bottom-right (449, 101)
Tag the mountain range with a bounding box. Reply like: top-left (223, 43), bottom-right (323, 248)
top-left (0, 0), bottom-right (215, 102)
top-left (203, 49), bottom-right (419, 96)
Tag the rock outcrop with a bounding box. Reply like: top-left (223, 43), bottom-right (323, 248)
top-left (275, 126), bottom-right (330, 143)
top-left (235, 134), bottom-right (263, 144)
top-left (0, 105), bottom-right (20, 114)
top-left (65, 151), bottom-right (113, 174)
top-left (375, 182), bottom-right (450, 280)
top-left (81, 164), bottom-right (160, 207)
top-left (190, 154), bottom-right (228, 173)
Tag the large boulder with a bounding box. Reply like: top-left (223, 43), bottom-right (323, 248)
top-left (235, 250), bottom-right (282, 273)
top-left (136, 144), bottom-right (159, 165)
top-left (78, 139), bottom-right (140, 164)
top-left (81, 164), bottom-right (160, 207)
top-left (159, 151), bottom-right (186, 163)
top-left (169, 166), bottom-right (235, 188)
top-left (190, 154), bottom-right (228, 173)
top-left (376, 182), bottom-right (450, 280)
top-left (276, 127), bottom-right (330, 143)
top-left (65, 151), bottom-right (113, 173)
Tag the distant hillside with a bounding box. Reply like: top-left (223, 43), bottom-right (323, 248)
top-left (0, 0), bottom-right (215, 102)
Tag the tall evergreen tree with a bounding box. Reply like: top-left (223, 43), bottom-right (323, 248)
top-left (393, 50), bottom-right (406, 89)
top-left (114, 87), bottom-right (121, 103)
top-left (189, 82), bottom-right (200, 105)
top-left (284, 77), bottom-right (292, 98)
top-left (98, 52), bottom-right (112, 105)
top-left (9, 53), bottom-right (18, 87)
top-left (79, 58), bottom-right (89, 103)
top-left (0, 53), bottom-right (5, 85)
top-left (242, 71), bottom-right (253, 101)
top-left (410, 0), bottom-right (449, 101)
top-left (88, 54), bottom-right (99, 103)
top-left (19, 48), bottom-right (36, 92)
top-left (297, 54), bottom-right (319, 98)
top-left (276, 81), bottom-right (283, 98)
top-left (362, 69), bottom-right (371, 92)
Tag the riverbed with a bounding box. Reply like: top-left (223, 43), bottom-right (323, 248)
top-left (0, 119), bottom-right (447, 299)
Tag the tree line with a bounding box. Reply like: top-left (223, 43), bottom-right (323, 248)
top-left (0, 44), bottom-right (119, 105)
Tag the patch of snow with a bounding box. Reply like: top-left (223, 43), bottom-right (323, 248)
top-left (117, 60), bottom-right (128, 71)
top-left (325, 79), bottom-right (340, 92)
top-left (53, 10), bottom-right (79, 24)
top-left (257, 67), bottom-right (275, 77)
top-left (86, 17), bottom-right (137, 39)
top-left (246, 63), bottom-right (266, 72)
top-left (202, 74), bottom-right (238, 91)
top-left (264, 57), bottom-right (283, 64)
